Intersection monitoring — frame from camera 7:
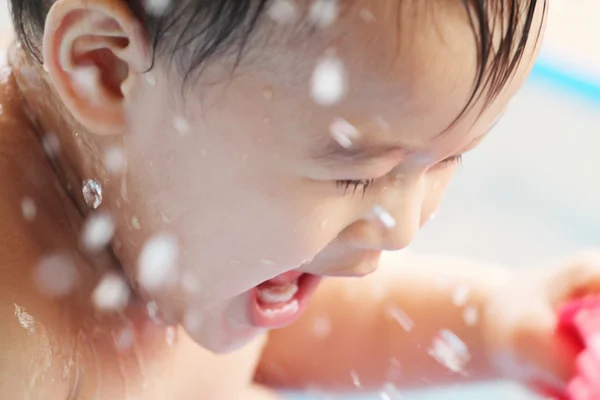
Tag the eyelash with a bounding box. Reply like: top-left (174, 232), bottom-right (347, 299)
top-left (336, 155), bottom-right (463, 195)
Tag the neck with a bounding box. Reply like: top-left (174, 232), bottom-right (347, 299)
top-left (9, 42), bottom-right (144, 286)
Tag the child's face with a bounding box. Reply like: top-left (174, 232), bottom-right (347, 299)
top-left (54, 1), bottom-right (544, 351)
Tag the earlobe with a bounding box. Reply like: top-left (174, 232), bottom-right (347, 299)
top-left (42, 0), bottom-right (150, 136)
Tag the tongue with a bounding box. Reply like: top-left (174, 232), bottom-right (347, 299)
top-left (265, 271), bottom-right (304, 286)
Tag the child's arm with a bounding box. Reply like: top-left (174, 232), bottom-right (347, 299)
top-left (256, 252), bottom-right (511, 391)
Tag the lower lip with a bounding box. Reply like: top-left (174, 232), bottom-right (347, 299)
top-left (248, 274), bottom-right (322, 329)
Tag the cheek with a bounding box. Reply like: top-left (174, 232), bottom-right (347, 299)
top-left (421, 170), bottom-right (454, 223)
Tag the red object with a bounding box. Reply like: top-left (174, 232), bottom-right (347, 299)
top-left (554, 297), bottom-right (600, 400)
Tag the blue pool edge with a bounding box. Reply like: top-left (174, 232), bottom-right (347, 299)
top-left (530, 61), bottom-right (600, 103)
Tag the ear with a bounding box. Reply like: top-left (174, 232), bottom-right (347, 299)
top-left (42, 0), bottom-right (150, 136)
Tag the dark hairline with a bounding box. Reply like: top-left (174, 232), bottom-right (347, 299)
top-left (10, 0), bottom-right (547, 117)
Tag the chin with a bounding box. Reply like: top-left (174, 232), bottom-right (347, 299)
top-left (182, 293), bottom-right (267, 354)
top-left (201, 326), bottom-right (266, 354)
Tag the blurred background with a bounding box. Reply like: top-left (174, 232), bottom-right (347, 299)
top-left (1, 1), bottom-right (599, 399)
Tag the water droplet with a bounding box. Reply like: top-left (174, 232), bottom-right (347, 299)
top-left (359, 8), bottom-right (376, 22)
top-left (71, 67), bottom-right (99, 101)
top-left (14, 304), bottom-right (35, 334)
top-left (146, 301), bottom-right (161, 323)
top-left (329, 117), bottom-right (360, 148)
top-left (263, 87), bottom-right (274, 100)
top-left (165, 326), bottom-right (177, 346)
top-left (114, 325), bottom-right (135, 352)
top-left (21, 197), bottom-right (37, 221)
top-left (103, 147), bottom-right (127, 174)
top-left (160, 212), bottom-right (170, 223)
top-left (173, 116), bottom-right (190, 135)
top-left (452, 285), bottom-right (470, 307)
top-left (373, 115), bottom-right (390, 132)
top-left (309, 0), bottom-right (339, 28)
top-left (180, 269), bottom-right (201, 294)
top-left (145, 72), bottom-right (157, 86)
top-left (312, 316), bottom-right (332, 339)
top-left (267, 0), bottom-right (298, 24)
top-left (463, 305), bottom-right (479, 326)
top-left (34, 254), bottom-right (78, 297)
top-left (350, 370), bottom-right (361, 387)
top-left (137, 233), bottom-right (179, 291)
top-left (130, 216), bottom-right (141, 230)
top-left (379, 392), bottom-right (391, 400)
top-left (372, 205), bottom-right (396, 228)
top-left (42, 133), bottom-right (61, 158)
top-left (92, 273), bottom-right (131, 312)
top-left (387, 305), bottom-right (414, 332)
top-left (81, 179), bottom-right (103, 209)
top-left (183, 308), bottom-right (204, 334)
top-left (81, 211), bottom-right (115, 252)
top-left (143, 0), bottom-right (172, 16)
top-left (311, 56), bottom-right (347, 106)
top-left (428, 329), bottom-right (470, 373)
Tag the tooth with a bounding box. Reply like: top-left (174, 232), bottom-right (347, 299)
top-left (263, 300), bottom-right (300, 317)
top-left (257, 282), bottom-right (298, 304)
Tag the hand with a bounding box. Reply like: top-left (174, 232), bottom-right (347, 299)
top-left (482, 252), bottom-right (600, 395)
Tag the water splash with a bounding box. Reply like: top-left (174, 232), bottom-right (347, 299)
top-left (309, 0), bottom-right (339, 28)
top-left (42, 133), bottom-right (61, 158)
top-left (81, 179), bottom-right (103, 209)
top-left (21, 197), bottom-right (37, 221)
top-left (71, 67), bottom-right (100, 102)
top-left (372, 205), bottom-right (396, 228)
top-left (91, 273), bottom-right (131, 312)
top-left (145, 72), bottom-right (157, 87)
top-left (329, 117), bottom-right (360, 148)
top-left (103, 147), bottom-right (127, 174)
top-left (267, 0), bottom-right (298, 24)
top-left (311, 56), bottom-right (348, 106)
top-left (350, 369), bottom-right (362, 387)
top-left (428, 329), bottom-right (470, 373)
top-left (165, 326), bottom-right (177, 346)
top-left (387, 305), bottom-right (414, 332)
top-left (33, 254), bottom-right (78, 297)
top-left (143, 0), bottom-right (172, 16)
top-left (130, 217), bottom-right (141, 230)
top-left (359, 8), bottom-right (376, 22)
top-left (180, 269), bottom-right (202, 295)
top-left (263, 87), bottom-right (274, 100)
top-left (146, 301), bottom-right (161, 324)
top-left (463, 305), bottom-right (479, 326)
top-left (81, 211), bottom-right (115, 252)
top-left (312, 316), bottom-right (332, 339)
top-left (137, 233), bottom-right (179, 291)
top-left (14, 304), bottom-right (35, 334)
top-left (113, 326), bottom-right (135, 352)
top-left (183, 308), bottom-right (204, 335)
top-left (452, 284), bottom-right (470, 307)
top-left (172, 116), bottom-right (190, 136)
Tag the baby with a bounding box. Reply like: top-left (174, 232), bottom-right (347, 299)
top-left (1, 0), bottom-right (597, 399)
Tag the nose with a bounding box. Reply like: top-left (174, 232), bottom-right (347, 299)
top-left (374, 178), bottom-right (424, 251)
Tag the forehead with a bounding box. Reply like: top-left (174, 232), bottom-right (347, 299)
top-left (244, 0), bottom-right (545, 150)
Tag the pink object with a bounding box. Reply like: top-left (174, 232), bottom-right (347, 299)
top-left (555, 297), bottom-right (600, 400)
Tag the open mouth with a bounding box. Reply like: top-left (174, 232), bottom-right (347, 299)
top-left (248, 272), bottom-right (322, 329)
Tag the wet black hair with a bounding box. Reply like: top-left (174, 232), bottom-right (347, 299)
top-left (10, 0), bottom-right (546, 114)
